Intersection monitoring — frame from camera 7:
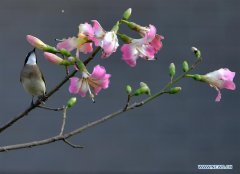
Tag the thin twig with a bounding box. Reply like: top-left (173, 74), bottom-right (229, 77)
top-left (0, 58), bottom-right (201, 152)
top-left (63, 139), bottom-right (83, 148)
top-left (123, 95), bottom-right (131, 111)
top-left (37, 105), bottom-right (64, 111)
top-left (59, 107), bottom-right (67, 135)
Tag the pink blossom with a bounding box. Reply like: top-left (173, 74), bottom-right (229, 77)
top-left (56, 23), bottom-right (94, 56)
top-left (121, 25), bottom-right (163, 67)
top-left (202, 68), bottom-right (236, 102)
top-left (91, 20), bottom-right (119, 58)
top-left (69, 65), bottom-right (111, 100)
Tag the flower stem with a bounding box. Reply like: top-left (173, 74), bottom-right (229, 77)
top-left (138, 58), bottom-right (202, 106)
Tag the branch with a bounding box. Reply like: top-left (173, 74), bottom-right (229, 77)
top-left (0, 58), bottom-right (201, 152)
top-left (63, 139), bottom-right (83, 148)
top-left (59, 107), bottom-right (67, 135)
top-left (0, 93), bottom-right (166, 152)
top-left (0, 47), bottom-right (101, 134)
top-left (37, 105), bottom-right (64, 111)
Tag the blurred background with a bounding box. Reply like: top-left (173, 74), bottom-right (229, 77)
top-left (0, 0), bottom-right (239, 173)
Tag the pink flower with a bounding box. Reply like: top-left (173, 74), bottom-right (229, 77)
top-left (69, 65), bottom-right (111, 100)
top-left (57, 23), bottom-right (94, 57)
top-left (121, 25), bottom-right (163, 67)
top-left (91, 20), bottom-right (119, 58)
top-left (202, 68), bottom-right (236, 102)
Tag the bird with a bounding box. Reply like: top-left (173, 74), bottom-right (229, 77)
top-left (20, 48), bottom-right (46, 106)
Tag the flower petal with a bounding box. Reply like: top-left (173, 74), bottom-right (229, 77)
top-left (101, 31), bottom-right (119, 58)
top-left (57, 37), bottom-right (78, 51)
top-left (69, 77), bottom-right (80, 94)
top-left (92, 20), bottom-right (105, 38)
top-left (219, 68), bottom-right (235, 81)
top-left (78, 79), bottom-right (88, 97)
top-left (223, 81), bottom-right (236, 90)
top-left (150, 34), bottom-right (164, 52)
top-left (145, 25), bottom-right (157, 42)
top-left (79, 22), bottom-right (94, 36)
top-left (138, 44), bottom-right (155, 60)
top-left (121, 44), bottom-right (138, 67)
top-left (101, 74), bottom-right (111, 89)
top-left (215, 88), bottom-right (222, 102)
top-left (78, 42), bottom-right (93, 54)
top-left (91, 65), bottom-right (106, 79)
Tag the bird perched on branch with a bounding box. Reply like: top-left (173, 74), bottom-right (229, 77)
top-left (20, 48), bottom-right (46, 105)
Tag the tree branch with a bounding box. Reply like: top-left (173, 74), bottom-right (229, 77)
top-left (0, 58), bottom-right (201, 152)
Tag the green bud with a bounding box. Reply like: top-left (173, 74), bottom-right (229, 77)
top-left (126, 21), bottom-right (141, 31)
top-left (168, 87), bottom-right (182, 94)
top-left (122, 8), bottom-right (132, 20)
top-left (67, 97), bottom-right (77, 108)
top-left (125, 85), bottom-right (132, 95)
top-left (191, 47), bottom-right (201, 59)
top-left (134, 82), bottom-right (151, 96)
top-left (111, 21), bottom-right (120, 33)
top-left (193, 74), bottom-right (203, 81)
top-left (118, 33), bottom-right (132, 43)
top-left (169, 63), bottom-right (176, 78)
top-left (182, 60), bottom-right (189, 72)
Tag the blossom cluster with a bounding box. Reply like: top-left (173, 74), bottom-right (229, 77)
top-left (56, 20), bottom-right (163, 67)
top-left (25, 8), bottom-right (236, 102)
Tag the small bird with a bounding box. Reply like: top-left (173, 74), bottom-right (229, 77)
top-left (20, 48), bottom-right (46, 105)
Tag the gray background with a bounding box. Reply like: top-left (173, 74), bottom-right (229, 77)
top-left (0, 0), bottom-right (239, 173)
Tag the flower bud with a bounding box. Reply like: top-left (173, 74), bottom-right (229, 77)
top-left (191, 47), bottom-right (201, 59)
top-left (124, 21), bottom-right (142, 32)
top-left (122, 8), bottom-right (132, 20)
top-left (125, 85), bottom-right (132, 95)
top-left (111, 21), bottom-right (120, 33)
top-left (134, 82), bottom-right (151, 96)
top-left (193, 74), bottom-right (203, 81)
top-left (182, 60), bottom-right (189, 72)
top-left (168, 87), bottom-right (182, 94)
top-left (26, 35), bottom-right (48, 50)
top-left (26, 35), bottom-right (47, 50)
top-left (66, 97), bottom-right (77, 108)
top-left (44, 52), bottom-right (64, 65)
top-left (169, 63), bottom-right (176, 79)
top-left (27, 35), bottom-right (59, 53)
top-left (118, 33), bottom-right (132, 43)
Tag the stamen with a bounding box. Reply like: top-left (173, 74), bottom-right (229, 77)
top-left (55, 38), bottom-right (64, 42)
top-left (87, 83), bottom-right (95, 103)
